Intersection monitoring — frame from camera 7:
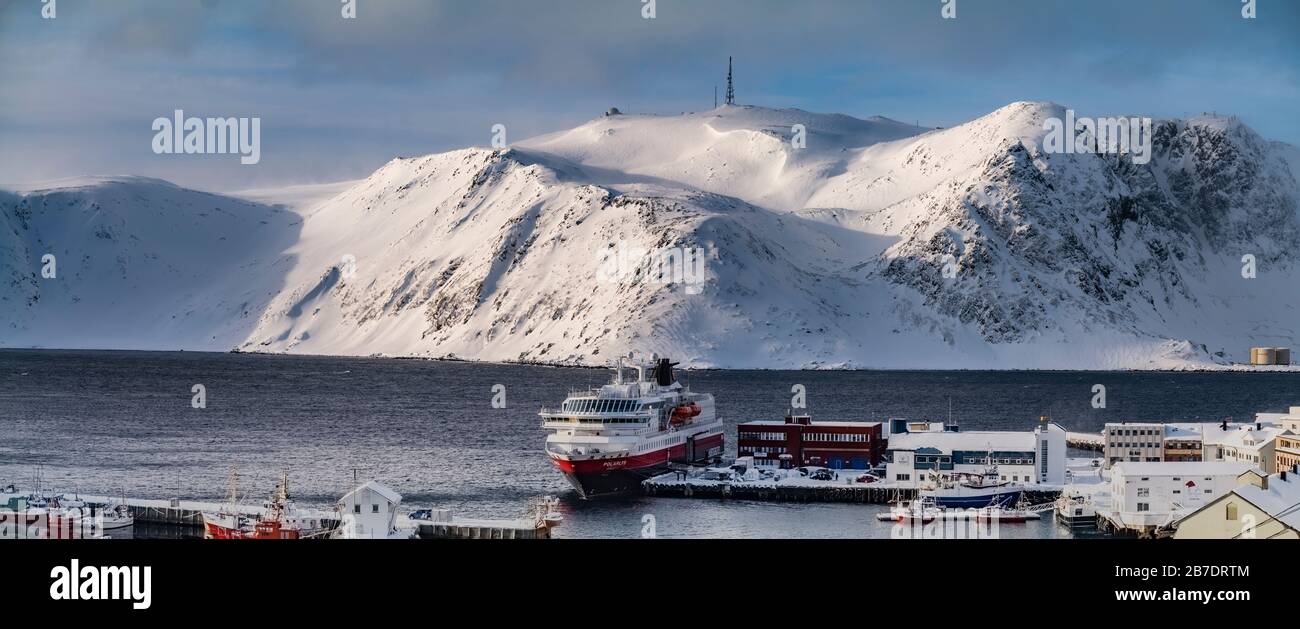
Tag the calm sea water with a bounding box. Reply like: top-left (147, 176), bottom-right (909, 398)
top-left (2, 349), bottom-right (1297, 538)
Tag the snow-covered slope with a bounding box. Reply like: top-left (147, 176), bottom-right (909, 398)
top-left (0, 176), bottom-right (301, 350)
top-left (3, 103), bottom-right (1298, 368)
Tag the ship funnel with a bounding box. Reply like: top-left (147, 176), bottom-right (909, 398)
top-left (652, 358), bottom-right (678, 386)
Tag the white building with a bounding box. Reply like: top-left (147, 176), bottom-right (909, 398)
top-left (1103, 417), bottom-right (1288, 469)
top-left (1108, 462), bottom-right (1254, 530)
top-left (1174, 466), bottom-right (1300, 539)
top-left (336, 481), bottom-right (405, 539)
top-left (1216, 426), bottom-right (1284, 474)
top-left (886, 421), bottom-right (1065, 489)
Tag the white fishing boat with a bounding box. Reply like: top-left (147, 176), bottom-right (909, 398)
top-left (878, 496), bottom-right (940, 523)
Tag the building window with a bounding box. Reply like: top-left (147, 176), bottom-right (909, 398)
top-left (1225, 503), bottom-right (1238, 521)
top-left (353, 505), bottom-right (361, 514)
top-left (1137, 487), bottom-right (1149, 497)
top-left (372, 504), bottom-right (380, 513)
top-left (1137, 503), bottom-right (1149, 512)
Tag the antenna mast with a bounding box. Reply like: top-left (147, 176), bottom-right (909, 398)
top-left (725, 57), bottom-right (735, 105)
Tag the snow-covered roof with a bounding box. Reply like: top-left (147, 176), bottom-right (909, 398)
top-left (887, 430), bottom-right (1035, 453)
top-left (1112, 462), bottom-right (1254, 478)
top-left (1219, 427), bottom-right (1285, 452)
top-left (339, 480), bottom-right (402, 505)
top-left (1233, 472), bottom-right (1300, 530)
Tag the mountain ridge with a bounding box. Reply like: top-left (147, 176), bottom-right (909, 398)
top-left (3, 102), bottom-right (1298, 369)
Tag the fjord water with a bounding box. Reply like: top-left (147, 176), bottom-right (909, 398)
top-left (2, 349), bottom-right (1297, 539)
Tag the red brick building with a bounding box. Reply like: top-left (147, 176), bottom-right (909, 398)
top-left (737, 414), bottom-right (884, 470)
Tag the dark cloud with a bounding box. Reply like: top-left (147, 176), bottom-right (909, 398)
top-left (1, 0), bottom-right (1296, 190)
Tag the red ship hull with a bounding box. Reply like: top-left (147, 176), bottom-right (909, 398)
top-left (203, 518), bottom-right (301, 540)
top-left (550, 432), bottom-right (724, 499)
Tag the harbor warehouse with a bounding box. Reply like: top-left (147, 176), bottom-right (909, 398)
top-left (885, 421), bottom-right (1066, 489)
top-left (737, 414), bottom-right (883, 469)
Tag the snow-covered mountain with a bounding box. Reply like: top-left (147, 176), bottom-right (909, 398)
top-left (3, 102), bottom-right (1298, 369)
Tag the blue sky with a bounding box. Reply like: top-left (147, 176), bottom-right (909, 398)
top-left (1, 0), bottom-right (1296, 191)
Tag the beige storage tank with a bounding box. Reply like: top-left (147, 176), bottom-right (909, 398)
top-left (1251, 347), bottom-right (1278, 365)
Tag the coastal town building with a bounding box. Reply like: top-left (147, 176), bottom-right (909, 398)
top-left (1105, 462), bottom-right (1253, 533)
top-left (1173, 466), bottom-right (1300, 539)
top-left (1103, 423), bottom-right (1165, 466)
top-left (1103, 416), bottom-right (1289, 469)
top-left (1162, 426), bottom-right (1203, 462)
top-left (736, 413), bottom-right (883, 470)
top-left (1215, 425), bottom-right (1284, 474)
top-left (1269, 408), bottom-right (1300, 473)
top-left (884, 419), bottom-right (1065, 489)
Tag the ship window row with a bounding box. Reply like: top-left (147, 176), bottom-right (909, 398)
top-left (571, 416), bottom-right (648, 425)
top-left (563, 399), bottom-right (641, 413)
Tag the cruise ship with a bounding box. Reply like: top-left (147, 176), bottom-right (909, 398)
top-left (541, 357), bottom-right (724, 499)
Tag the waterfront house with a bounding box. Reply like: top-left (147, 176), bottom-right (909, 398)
top-left (1104, 462), bottom-right (1253, 533)
top-left (1172, 466), bottom-right (1300, 539)
top-left (1217, 426), bottom-right (1283, 474)
top-left (337, 481), bottom-right (403, 539)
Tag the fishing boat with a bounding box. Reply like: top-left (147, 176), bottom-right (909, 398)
top-left (919, 466), bottom-right (1024, 509)
top-left (202, 471), bottom-right (330, 540)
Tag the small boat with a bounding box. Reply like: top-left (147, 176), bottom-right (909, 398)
top-left (971, 505), bottom-right (1040, 523)
top-left (50, 496), bottom-right (134, 531)
top-left (1054, 493), bottom-right (1097, 528)
top-left (878, 497), bottom-right (939, 523)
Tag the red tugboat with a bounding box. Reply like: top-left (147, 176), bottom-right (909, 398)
top-left (202, 471), bottom-right (329, 540)
top-left (541, 356), bottom-right (724, 499)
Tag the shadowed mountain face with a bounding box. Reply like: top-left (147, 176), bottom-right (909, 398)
top-left (4, 103), bottom-right (1298, 368)
top-left (0, 177), bottom-right (302, 351)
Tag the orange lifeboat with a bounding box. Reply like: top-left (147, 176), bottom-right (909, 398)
top-left (670, 403), bottom-right (701, 426)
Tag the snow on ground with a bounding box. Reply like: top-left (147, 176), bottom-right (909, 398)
top-left (3, 102), bottom-right (1299, 369)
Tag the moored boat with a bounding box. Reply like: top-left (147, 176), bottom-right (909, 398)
top-left (202, 471), bottom-right (330, 540)
top-left (920, 466), bottom-right (1024, 509)
top-left (541, 356), bottom-right (724, 499)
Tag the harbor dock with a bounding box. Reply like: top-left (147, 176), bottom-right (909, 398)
top-left (641, 473), bottom-right (1061, 505)
top-left (78, 495), bottom-right (273, 528)
top-left (416, 517), bottom-right (551, 539)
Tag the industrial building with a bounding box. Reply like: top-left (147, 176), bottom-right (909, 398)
top-left (884, 419), bottom-right (1066, 489)
top-left (736, 413), bottom-right (884, 470)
